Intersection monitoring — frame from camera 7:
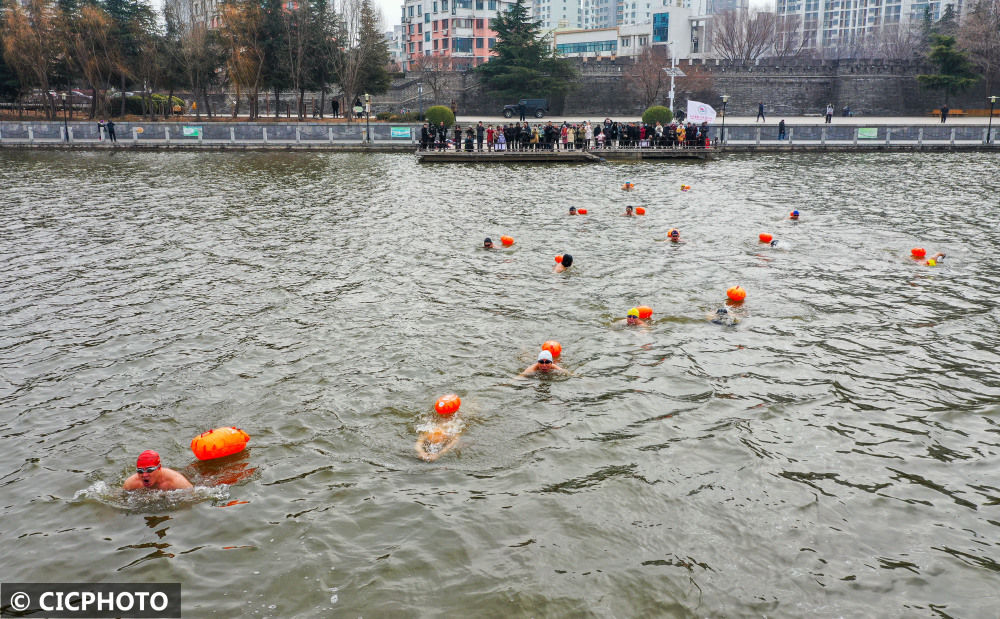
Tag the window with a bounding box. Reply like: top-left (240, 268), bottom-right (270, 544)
top-left (488, 37), bottom-right (495, 48)
top-left (417, 23), bottom-right (422, 32)
top-left (425, 31), bottom-right (430, 41)
top-left (489, 0), bottom-right (496, 8)
top-left (652, 11), bottom-right (669, 42)
top-left (442, 0), bottom-right (448, 8)
top-left (455, 0), bottom-right (471, 8)
top-left (638, 36), bottom-right (647, 45)
top-left (434, 1), bottom-right (438, 11)
top-left (555, 40), bottom-right (616, 54)
top-left (442, 38), bottom-right (449, 48)
top-left (476, 37), bottom-right (484, 48)
top-left (433, 19), bottom-right (438, 30)
top-left (476, 18), bottom-right (484, 27)
top-left (453, 37), bottom-right (473, 52)
top-left (408, 5), bottom-right (414, 16)
top-left (454, 17), bottom-right (473, 27)
top-left (620, 37), bottom-right (630, 46)
top-left (476, 0), bottom-right (484, 7)
top-left (425, 12), bottom-right (430, 22)
top-left (417, 4), bottom-right (422, 14)
top-left (434, 39), bottom-right (439, 49)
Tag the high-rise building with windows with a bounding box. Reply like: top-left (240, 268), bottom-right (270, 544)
top-left (401, 0), bottom-right (517, 71)
top-left (776, 0), bottom-right (969, 51)
top-left (164, 0), bottom-right (225, 30)
top-left (533, 0), bottom-right (583, 29)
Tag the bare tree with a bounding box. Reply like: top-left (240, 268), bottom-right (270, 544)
top-left (66, 4), bottom-right (124, 118)
top-left (958, 0), bottom-right (1000, 94)
top-left (1, 0), bottom-right (61, 118)
top-left (625, 46), bottom-right (669, 109)
top-left (410, 53), bottom-right (452, 105)
top-left (713, 8), bottom-right (776, 63)
top-left (772, 14), bottom-right (809, 59)
top-left (219, 0), bottom-right (265, 119)
top-left (329, 0), bottom-right (387, 123)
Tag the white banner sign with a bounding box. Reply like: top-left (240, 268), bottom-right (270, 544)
top-left (686, 100), bottom-right (717, 124)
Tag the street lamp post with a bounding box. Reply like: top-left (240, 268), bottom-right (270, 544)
top-left (418, 82), bottom-right (423, 121)
top-left (667, 40), bottom-right (676, 115)
top-left (988, 95), bottom-right (997, 144)
top-left (61, 92), bottom-right (68, 142)
top-left (720, 94), bottom-right (729, 146)
top-left (364, 93), bottom-right (371, 144)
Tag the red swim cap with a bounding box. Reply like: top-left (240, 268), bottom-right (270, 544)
top-left (137, 450), bottom-right (160, 468)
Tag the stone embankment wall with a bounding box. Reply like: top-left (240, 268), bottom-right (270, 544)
top-left (387, 58), bottom-right (992, 118)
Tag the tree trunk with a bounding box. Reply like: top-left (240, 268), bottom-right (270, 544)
top-left (167, 87), bottom-right (174, 119)
top-left (120, 73), bottom-right (126, 117)
top-left (319, 89), bottom-right (325, 119)
top-left (299, 89), bottom-right (305, 120)
top-left (274, 89), bottom-right (280, 118)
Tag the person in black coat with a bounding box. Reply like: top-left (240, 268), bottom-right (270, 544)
top-left (476, 121), bottom-right (485, 151)
top-left (436, 122), bottom-right (447, 151)
top-left (420, 123), bottom-right (430, 150)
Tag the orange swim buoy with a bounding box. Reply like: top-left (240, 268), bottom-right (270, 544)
top-left (500, 236), bottom-right (514, 246)
top-left (635, 207), bottom-right (646, 215)
top-left (191, 427), bottom-right (251, 461)
top-left (911, 247), bottom-right (926, 259)
top-left (555, 255), bottom-right (563, 263)
top-left (542, 340), bottom-right (562, 358)
top-left (759, 233), bottom-right (773, 243)
top-left (636, 306), bottom-right (653, 319)
top-left (434, 394), bottom-right (461, 416)
top-left (726, 286), bottom-right (747, 302)
top-left (578, 208), bottom-right (588, 215)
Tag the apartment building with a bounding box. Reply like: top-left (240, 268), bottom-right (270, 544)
top-left (553, 6), bottom-right (694, 58)
top-left (776, 0), bottom-right (970, 50)
top-left (402, 0), bottom-right (520, 71)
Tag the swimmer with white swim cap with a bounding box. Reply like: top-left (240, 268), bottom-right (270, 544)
top-left (708, 307), bottom-right (740, 327)
top-left (520, 350), bottom-right (567, 376)
top-left (122, 450), bottom-right (192, 490)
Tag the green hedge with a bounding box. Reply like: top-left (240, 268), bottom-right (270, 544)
top-left (642, 105), bottom-right (673, 125)
top-left (425, 105), bottom-right (454, 128)
top-left (109, 94), bottom-right (185, 116)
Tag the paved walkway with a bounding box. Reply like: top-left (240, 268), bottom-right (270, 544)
top-left (457, 115), bottom-right (998, 126)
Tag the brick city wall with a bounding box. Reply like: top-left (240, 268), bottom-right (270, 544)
top-left (383, 58), bottom-right (992, 117)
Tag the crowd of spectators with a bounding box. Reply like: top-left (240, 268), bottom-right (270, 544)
top-left (418, 118), bottom-right (713, 152)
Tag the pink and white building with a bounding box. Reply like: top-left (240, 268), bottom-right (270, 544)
top-left (401, 0), bottom-right (520, 71)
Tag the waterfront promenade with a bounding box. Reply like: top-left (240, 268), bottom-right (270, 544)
top-left (1, 117), bottom-right (996, 152)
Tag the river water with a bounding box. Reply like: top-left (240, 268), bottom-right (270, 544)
top-left (1, 150), bottom-right (998, 617)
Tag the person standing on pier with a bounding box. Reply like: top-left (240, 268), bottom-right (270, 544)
top-left (476, 121), bottom-right (485, 151)
top-left (778, 119), bottom-right (787, 140)
top-left (756, 102), bottom-right (766, 123)
top-left (825, 103), bottom-right (834, 124)
top-left (106, 119), bottom-right (117, 143)
top-left (940, 104), bottom-right (949, 123)
top-left (518, 101), bottom-right (526, 122)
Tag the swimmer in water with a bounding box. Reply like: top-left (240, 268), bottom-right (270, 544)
top-left (623, 205), bottom-right (634, 217)
top-left (569, 206), bottom-right (577, 215)
top-left (520, 350), bottom-right (567, 376)
top-left (122, 450), bottom-right (193, 490)
top-left (415, 426), bottom-right (461, 462)
top-left (661, 228), bottom-right (684, 243)
top-left (926, 252), bottom-right (945, 266)
top-left (790, 210), bottom-right (800, 220)
top-left (553, 253), bottom-right (573, 273)
top-left (708, 307), bottom-right (740, 327)
top-left (483, 237), bottom-right (495, 249)
top-left (616, 307), bottom-right (648, 327)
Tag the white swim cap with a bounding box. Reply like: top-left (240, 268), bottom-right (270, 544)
top-left (538, 350), bottom-right (554, 362)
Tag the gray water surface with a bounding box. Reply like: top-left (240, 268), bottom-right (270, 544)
top-left (1, 150), bottom-right (998, 617)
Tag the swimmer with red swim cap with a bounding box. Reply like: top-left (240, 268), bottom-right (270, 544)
top-left (122, 450), bottom-right (192, 490)
top-left (520, 350), bottom-right (567, 376)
